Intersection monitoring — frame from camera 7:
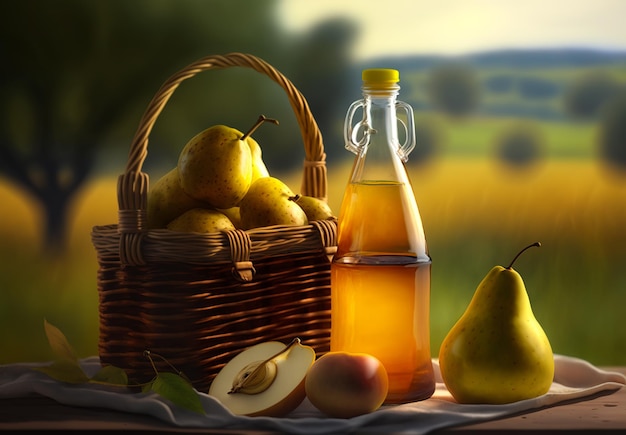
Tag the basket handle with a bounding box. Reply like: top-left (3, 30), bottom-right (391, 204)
top-left (116, 53), bottom-right (328, 265)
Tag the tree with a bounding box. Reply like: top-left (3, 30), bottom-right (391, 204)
top-left (287, 18), bottom-right (358, 163)
top-left (494, 122), bottom-right (544, 167)
top-left (410, 117), bottom-right (440, 164)
top-left (598, 91), bottom-right (626, 169)
top-left (1, 0), bottom-right (348, 252)
top-left (563, 71), bottom-right (622, 120)
top-left (427, 63), bottom-right (480, 117)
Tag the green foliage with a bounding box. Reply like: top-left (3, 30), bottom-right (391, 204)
top-left (287, 17), bottom-right (358, 163)
top-left (411, 116), bottom-right (441, 164)
top-left (147, 372), bottom-right (205, 415)
top-left (427, 63), bottom-right (481, 117)
top-left (598, 91), bottom-right (626, 168)
top-left (494, 121), bottom-right (544, 166)
top-left (36, 319), bottom-right (91, 384)
top-left (563, 71), bottom-right (623, 120)
top-left (42, 318), bottom-right (82, 366)
top-left (409, 64), bottom-right (626, 122)
top-left (37, 320), bottom-right (204, 414)
top-left (91, 365), bottom-right (129, 386)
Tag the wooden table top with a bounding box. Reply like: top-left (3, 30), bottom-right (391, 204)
top-left (0, 367), bottom-right (624, 433)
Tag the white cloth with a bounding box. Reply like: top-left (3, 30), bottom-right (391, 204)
top-left (0, 354), bottom-right (623, 434)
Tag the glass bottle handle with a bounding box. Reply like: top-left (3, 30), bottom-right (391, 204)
top-left (396, 100), bottom-right (416, 162)
top-left (344, 99), bottom-right (370, 154)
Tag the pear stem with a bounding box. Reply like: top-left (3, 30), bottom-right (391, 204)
top-left (228, 338), bottom-right (300, 394)
top-left (241, 115), bottom-right (279, 141)
top-left (506, 241), bottom-right (541, 269)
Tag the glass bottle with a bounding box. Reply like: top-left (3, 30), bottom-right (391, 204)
top-left (331, 69), bottom-right (435, 403)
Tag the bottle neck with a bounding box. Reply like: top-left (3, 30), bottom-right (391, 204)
top-left (362, 81), bottom-right (401, 96)
top-left (362, 87), bottom-right (401, 147)
top-left (354, 86), bottom-right (404, 182)
top-left (343, 81), bottom-right (416, 182)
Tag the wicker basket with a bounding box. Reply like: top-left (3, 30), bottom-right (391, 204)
top-left (91, 53), bottom-right (336, 392)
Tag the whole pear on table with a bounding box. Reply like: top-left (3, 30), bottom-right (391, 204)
top-left (438, 242), bottom-right (554, 404)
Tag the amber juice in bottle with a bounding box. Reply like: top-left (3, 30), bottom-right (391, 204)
top-left (331, 181), bottom-right (434, 403)
top-left (331, 69), bottom-right (435, 403)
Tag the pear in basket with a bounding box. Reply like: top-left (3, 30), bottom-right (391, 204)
top-left (218, 207), bottom-right (242, 229)
top-left (147, 167), bottom-right (206, 229)
top-left (245, 115), bottom-right (276, 183)
top-left (293, 195), bottom-right (334, 222)
top-left (248, 135), bottom-right (270, 183)
top-left (177, 116), bottom-right (277, 210)
top-left (166, 208), bottom-right (236, 233)
top-left (178, 125), bottom-right (252, 209)
top-left (239, 177), bottom-right (308, 229)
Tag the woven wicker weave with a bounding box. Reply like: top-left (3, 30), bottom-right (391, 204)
top-left (91, 53), bottom-right (336, 392)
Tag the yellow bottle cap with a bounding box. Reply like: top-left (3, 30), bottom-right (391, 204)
top-left (362, 69), bottom-right (400, 85)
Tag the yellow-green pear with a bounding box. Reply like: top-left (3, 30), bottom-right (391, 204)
top-left (177, 116), bottom-right (278, 209)
top-left (293, 195), bottom-right (334, 222)
top-left (147, 167), bottom-right (206, 229)
top-left (248, 136), bottom-right (270, 183)
top-left (239, 177), bottom-right (308, 230)
top-left (245, 115), bottom-right (278, 183)
top-left (438, 242), bottom-right (554, 404)
top-left (178, 125), bottom-right (253, 209)
top-left (218, 207), bottom-right (242, 229)
top-left (166, 208), bottom-right (235, 233)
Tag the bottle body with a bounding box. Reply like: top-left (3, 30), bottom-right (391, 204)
top-left (330, 70), bottom-right (435, 403)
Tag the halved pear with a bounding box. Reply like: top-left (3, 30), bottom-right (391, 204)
top-left (209, 338), bottom-right (315, 417)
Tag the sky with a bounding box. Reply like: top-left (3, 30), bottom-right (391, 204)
top-left (279, 0), bottom-right (626, 60)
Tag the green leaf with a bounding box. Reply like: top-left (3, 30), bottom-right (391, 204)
top-left (43, 318), bottom-right (79, 364)
top-left (36, 361), bottom-right (90, 384)
top-left (149, 372), bottom-right (205, 415)
top-left (142, 380), bottom-right (154, 394)
top-left (90, 365), bottom-right (129, 386)
top-left (39, 319), bottom-right (88, 384)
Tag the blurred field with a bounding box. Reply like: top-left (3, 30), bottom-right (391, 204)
top-left (1, 152), bottom-right (625, 367)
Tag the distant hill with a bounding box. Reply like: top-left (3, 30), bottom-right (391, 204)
top-left (358, 47), bottom-right (626, 71)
